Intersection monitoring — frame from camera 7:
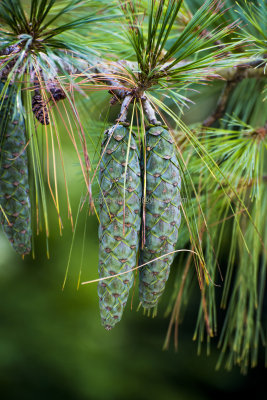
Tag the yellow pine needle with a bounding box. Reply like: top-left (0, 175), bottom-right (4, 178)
top-left (81, 249), bottom-right (198, 285)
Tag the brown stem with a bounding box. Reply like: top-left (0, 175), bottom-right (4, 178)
top-left (142, 97), bottom-right (161, 125)
top-left (202, 66), bottom-right (256, 127)
top-left (116, 94), bottom-right (132, 123)
top-left (203, 80), bottom-right (238, 127)
top-left (217, 64), bottom-right (265, 80)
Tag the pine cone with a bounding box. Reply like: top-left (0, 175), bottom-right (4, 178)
top-left (139, 126), bottom-right (181, 310)
top-left (98, 124), bottom-right (142, 329)
top-left (0, 83), bottom-right (31, 255)
top-left (32, 93), bottom-right (50, 125)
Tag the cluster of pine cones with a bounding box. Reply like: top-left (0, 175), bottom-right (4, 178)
top-left (98, 123), bottom-right (181, 330)
top-left (0, 78), bottom-right (181, 330)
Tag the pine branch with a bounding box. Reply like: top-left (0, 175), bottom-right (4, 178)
top-left (203, 80), bottom-right (237, 127)
top-left (2, 44), bottom-right (266, 87)
top-left (203, 66), bottom-right (247, 127)
top-left (203, 62), bottom-right (266, 127)
top-left (215, 53), bottom-right (267, 81)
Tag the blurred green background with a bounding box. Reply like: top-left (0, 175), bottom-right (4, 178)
top-left (0, 85), bottom-right (266, 400)
top-left (0, 200), bottom-right (266, 400)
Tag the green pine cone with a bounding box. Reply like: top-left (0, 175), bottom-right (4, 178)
top-left (139, 126), bottom-right (181, 310)
top-left (0, 83), bottom-right (31, 255)
top-left (98, 124), bottom-right (142, 330)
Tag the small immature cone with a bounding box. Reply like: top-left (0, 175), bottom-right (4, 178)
top-left (0, 82), bottom-right (31, 255)
top-left (98, 125), bottom-right (142, 329)
top-left (139, 126), bottom-right (181, 310)
top-left (32, 93), bottom-right (50, 125)
top-left (32, 80), bottom-right (66, 125)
